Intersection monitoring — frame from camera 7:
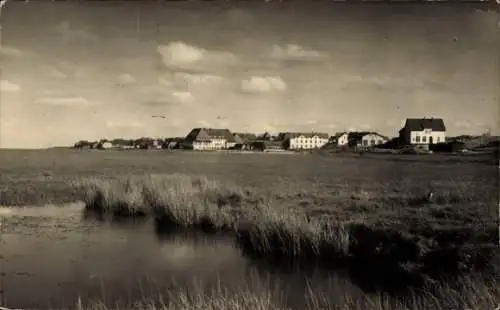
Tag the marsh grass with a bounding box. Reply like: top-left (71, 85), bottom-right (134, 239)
top-left (76, 290), bottom-right (281, 310)
top-left (71, 275), bottom-right (499, 310)
top-left (74, 173), bottom-right (498, 279)
top-left (236, 201), bottom-right (351, 260)
top-left (75, 174), bottom-right (262, 232)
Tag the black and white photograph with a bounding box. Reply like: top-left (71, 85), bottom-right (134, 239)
top-left (0, 0), bottom-right (499, 309)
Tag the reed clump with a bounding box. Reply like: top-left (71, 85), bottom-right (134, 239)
top-left (74, 174), bottom-right (261, 232)
top-left (74, 174), bottom-right (498, 279)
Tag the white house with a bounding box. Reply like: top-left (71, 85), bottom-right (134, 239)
top-left (356, 132), bottom-right (389, 148)
top-left (281, 132), bottom-right (329, 150)
top-left (331, 132), bottom-right (349, 146)
top-left (398, 118), bottom-right (446, 147)
top-left (99, 141), bottom-right (113, 149)
top-left (330, 132), bottom-right (388, 148)
top-left (182, 128), bottom-right (236, 150)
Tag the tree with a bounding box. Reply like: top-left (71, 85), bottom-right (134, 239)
top-left (257, 132), bottom-right (272, 141)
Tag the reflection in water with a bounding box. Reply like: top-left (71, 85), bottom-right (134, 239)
top-left (0, 204), bottom-right (407, 309)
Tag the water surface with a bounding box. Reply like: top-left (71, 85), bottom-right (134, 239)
top-left (0, 203), bottom-right (365, 309)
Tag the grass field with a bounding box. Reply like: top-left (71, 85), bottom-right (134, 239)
top-left (74, 275), bottom-right (499, 310)
top-left (1, 149), bottom-right (498, 308)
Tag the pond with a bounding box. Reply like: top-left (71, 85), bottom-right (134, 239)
top-left (0, 203), bottom-right (402, 309)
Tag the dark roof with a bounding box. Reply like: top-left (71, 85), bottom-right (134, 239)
top-left (184, 128), bottom-right (235, 143)
top-left (327, 132), bottom-right (348, 143)
top-left (331, 132), bottom-right (348, 139)
top-left (279, 132), bottom-right (329, 139)
top-left (347, 131), bottom-right (371, 142)
top-left (164, 137), bottom-right (184, 143)
top-left (401, 118), bottom-right (446, 132)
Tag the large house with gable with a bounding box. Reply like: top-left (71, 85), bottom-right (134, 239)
top-left (182, 128), bottom-right (236, 150)
top-left (279, 132), bottom-right (329, 150)
top-left (398, 118), bottom-right (446, 147)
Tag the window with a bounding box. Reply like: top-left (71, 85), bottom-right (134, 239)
top-left (363, 140), bottom-right (368, 146)
top-left (378, 140), bottom-right (383, 144)
top-left (437, 137), bottom-right (440, 143)
top-left (370, 139), bottom-right (375, 145)
top-left (416, 136), bottom-right (420, 143)
top-left (422, 136), bottom-right (427, 143)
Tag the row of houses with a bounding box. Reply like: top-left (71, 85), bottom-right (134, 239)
top-left (180, 118), bottom-right (448, 151)
top-left (73, 137), bottom-right (184, 150)
top-left (179, 128), bottom-right (331, 151)
top-left (179, 118), bottom-right (448, 151)
top-left (74, 118), bottom-right (449, 152)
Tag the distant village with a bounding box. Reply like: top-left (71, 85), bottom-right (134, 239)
top-left (73, 117), bottom-right (499, 154)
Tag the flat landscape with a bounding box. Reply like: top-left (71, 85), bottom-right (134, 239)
top-left (0, 149), bottom-right (498, 309)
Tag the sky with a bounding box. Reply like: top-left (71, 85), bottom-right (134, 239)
top-left (0, 2), bottom-right (498, 148)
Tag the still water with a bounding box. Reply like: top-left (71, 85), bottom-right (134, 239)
top-left (0, 203), bottom-right (366, 309)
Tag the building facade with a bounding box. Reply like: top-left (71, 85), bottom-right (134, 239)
top-left (399, 118), bottom-right (446, 147)
top-left (182, 128), bottom-right (236, 150)
top-left (281, 132), bottom-right (329, 150)
top-left (341, 132), bottom-right (389, 148)
top-left (358, 133), bottom-right (389, 147)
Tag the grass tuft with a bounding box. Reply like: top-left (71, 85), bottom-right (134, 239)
top-left (236, 202), bottom-right (351, 260)
top-left (74, 174), bottom-right (260, 232)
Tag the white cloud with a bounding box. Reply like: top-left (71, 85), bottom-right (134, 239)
top-left (54, 21), bottom-right (98, 41)
top-left (157, 41), bottom-right (239, 72)
top-left (173, 72), bottom-right (224, 86)
top-left (34, 96), bottom-right (93, 107)
top-left (172, 91), bottom-right (194, 104)
top-left (117, 73), bottom-right (136, 85)
top-left (0, 80), bottom-right (21, 92)
top-left (158, 42), bottom-right (205, 66)
top-left (270, 44), bottom-right (325, 61)
top-left (241, 76), bottom-right (287, 93)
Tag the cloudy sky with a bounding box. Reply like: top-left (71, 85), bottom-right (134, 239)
top-left (0, 2), bottom-right (498, 148)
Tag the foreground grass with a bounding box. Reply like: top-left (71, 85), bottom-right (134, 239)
top-left (73, 276), bottom-right (499, 310)
top-left (74, 173), bottom-right (499, 280)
